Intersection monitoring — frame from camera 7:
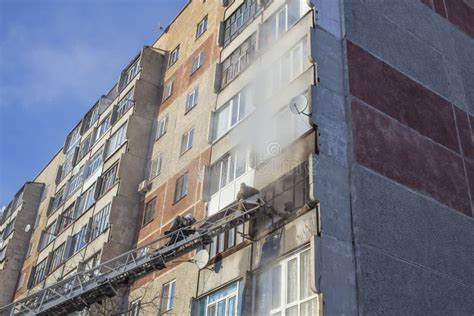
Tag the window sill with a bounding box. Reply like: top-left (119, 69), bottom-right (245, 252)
top-left (179, 147), bottom-right (192, 157)
top-left (97, 180), bottom-right (120, 201)
top-left (184, 104), bottom-right (197, 116)
top-left (155, 132), bottom-right (167, 143)
top-left (142, 218), bottom-right (155, 228)
top-left (172, 194), bottom-right (187, 206)
top-left (104, 140), bottom-right (128, 162)
top-left (190, 64), bottom-right (203, 77)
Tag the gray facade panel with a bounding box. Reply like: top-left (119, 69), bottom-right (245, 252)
top-left (319, 233), bottom-right (358, 316)
top-left (312, 85), bottom-right (348, 167)
top-left (356, 245), bottom-right (474, 315)
top-left (312, 0), bottom-right (343, 39)
top-left (314, 154), bottom-right (352, 242)
top-left (344, 0), bottom-right (450, 102)
top-left (453, 30), bottom-right (474, 115)
top-left (351, 165), bottom-right (474, 287)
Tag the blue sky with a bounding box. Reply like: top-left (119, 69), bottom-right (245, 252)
top-left (0, 0), bottom-right (187, 207)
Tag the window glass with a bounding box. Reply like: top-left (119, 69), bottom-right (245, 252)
top-left (168, 46), bottom-right (180, 68)
top-left (161, 280), bottom-right (176, 312)
top-left (156, 115), bottom-right (168, 139)
top-left (199, 282), bottom-right (239, 316)
top-left (174, 174), bottom-right (188, 202)
top-left (143, 198), bottom-right (156, 225)
top-left (254, 249), bottom-right (317, 315)
top-left (196, 16), bottom-right (208, 38)
top-left (106, 123), bottom-right (127, 157)
top-left (186, 87), bottom-right (199, 112)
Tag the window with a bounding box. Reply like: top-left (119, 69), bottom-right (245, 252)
top-left (207, 224), bottom-right (245, 259)
top-left (90, 204), bottom-right (111, 240)
top-left (254, 248), bottom-right (317, 316)
top-left (168, 46), bottom-right (180, 68)
top-left (84, 148), bottom-right (104, 179)
top-left (142, 198), bottom-right (156, 226)
top-left (50, 186), bottom-right (66, 214)
top-left (212, 89), bottom-right (252, 141)
top-left (94, 115), bottom-right (112, 143)
top-left (266, 36), bottom-right (308, 95)
top-left (221, 33), bottom-right (257, 88)
top-left (191, 51), bottom-right (205, 74)
top-left (123, 59), bottom-right (141, 87)
top-left (31, 258), bottom-right (48, 287)
top-left (83, 106), bottom-right (100, 133)
top-left (223, 0), bottom-right (258, 46)
top-left (148, 154), bottom-right (163, 180)
top-left (196, 282), bottom-right (239, 316)
top-left (75, 184), bottom-right (96, 218)
top-left (163, 80), bottom-right (174, 101)
top-left (78, 134), bottom-right (92, 161)
top-left (62, 148), bottom-right (77, 179)
top-left (117, 88), bottom-right (135, 118)
top-left (180, 128), bottom-right (194, 154)
top-left (209, 150), bottom-right (248, 196)
top-left (99, 163), bottom-right (119, 196)
top-left (38, 220), bottom-right (57, 250)
top-left (66, 167), bottom-right (83, 198)
top-left (174, 174), bottom-right (188, 202)
top-left (83, 252), bottom-right (101, 272)
top-left (71, 225), bottom-right (87, 255)
top-left (3, 219), bottom-right (15, 239)
top-left (160, 280), bottom-right (176, 313)
top-left (186, 87), bottom-right (199, 112)
top-left (50, 242), bottom-right (66, 272)
top-left (156, 115), bottom-right (168, 140)
top-left (128, 298), bottom-right (141, 316)
top-left (105, 123), bottom-right (127, 157)
top-left (65, 125), bottom-right (81, 153)
top-left (196, 15), bottom-right (208, 38)
top-left (58, 203), bottom-right (75, 233)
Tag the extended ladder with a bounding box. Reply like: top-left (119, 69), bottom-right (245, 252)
top-left (0, 198), bottom-right (265, 316)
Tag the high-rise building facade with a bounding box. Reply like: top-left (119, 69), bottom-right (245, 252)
top-left (1, 0), bottom-right (473, 315)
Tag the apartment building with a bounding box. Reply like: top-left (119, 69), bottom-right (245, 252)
top-left (127, 0), bottom-right (320, 315)
top-left (2, 0), bottom-right (474, 315)
top-left (0, 183), bottom-right (44, 305)
top-left (7, 46), bottom-right (165, 309)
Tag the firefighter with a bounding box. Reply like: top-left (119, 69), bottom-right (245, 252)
top-left (164, 214), bottom-right (196, 246)
top-left (236, 183), bottom-right (260, 201)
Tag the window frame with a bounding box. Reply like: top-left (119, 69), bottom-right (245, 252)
top-left (160, 279), bottom-right (176, 313)
top-left (99, 163), bottom-right (119, 197)
top-left (174, 174), bottom-right (188, 203)
top-left (142, 198), bottom-right (157, 226)
top-left (180, 128), bottom-right (194, 154)
top-left (253, 247), bottom-right (318, 316)
top-left (185, 87), bottom-right (199, 113)
top-left (196, 15), bottom-right (208, 39)
top-left (105, 123), bottom-right (128, 158)
top-left (191, 50), bottom-right (205, 74)
top-left (156, 115), bottom-right (169, 140)
top-left (163, 80), bottom-right (174, 101)
top-left (168, 46), bottom-right (180, 68)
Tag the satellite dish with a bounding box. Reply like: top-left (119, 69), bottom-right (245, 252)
top-left (192, 249), bottom-right (210, 270)
top-left (289, 95), bottom-right (308, 115)
top-left (24, 224), bottom-right (31, 233)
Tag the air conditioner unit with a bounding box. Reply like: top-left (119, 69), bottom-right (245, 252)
top-left (138, 180), bottom-right (150, 194)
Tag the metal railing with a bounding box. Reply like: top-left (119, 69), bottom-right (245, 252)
top-left (0, 197), bottom-right (264, 316)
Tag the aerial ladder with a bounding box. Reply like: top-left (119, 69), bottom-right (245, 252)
top-left (0, 197), bottom-right (265, 316)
